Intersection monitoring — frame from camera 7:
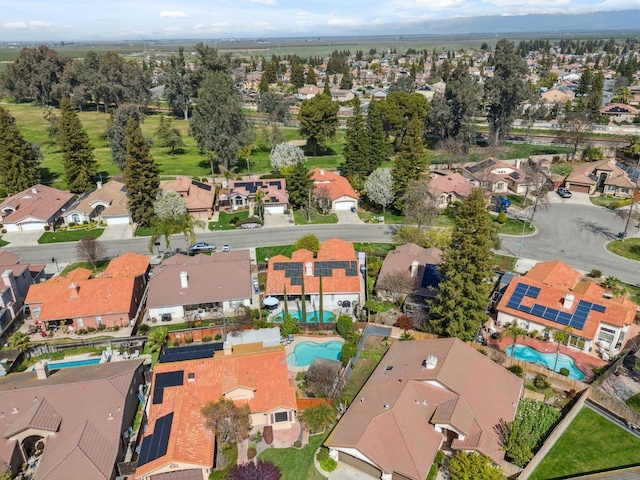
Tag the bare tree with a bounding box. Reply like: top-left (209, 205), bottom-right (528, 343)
top-left (76, 237), bottom-right (107, 269)
top-left (555, 112), bottom-right (593, 162)
top-left (402, 178), bottom-right (438, 228)
top-left (305, 358), bottom-right (342, 398)
top-left (436, 137), bottom-right (465, 169)
top-left (201, 398), bottom-right (251, 462)
top-left (315, 185), bottom-right (332, 215)
top-left (377, 270), bottom-right (414, 304)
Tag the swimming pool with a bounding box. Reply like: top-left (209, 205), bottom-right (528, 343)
top-left (287, 340), bottom-right (344, 367)
top-left (47, 358), bottom-right (102, 370)
top-left (273, 310), bottom-right (335, 323)
top-left (506, 344), bottom-right (585, 380)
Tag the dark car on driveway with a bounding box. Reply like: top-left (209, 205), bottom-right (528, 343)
top-left (189, 242), bottom-right (216, 253)
top-left (556, 187), bottom-right (572, 199)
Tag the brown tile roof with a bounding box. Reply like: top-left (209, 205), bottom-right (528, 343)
top-left (429, 173), bottom-right (474, 199)
top-left (0, 184), bottom-right (73, 224)
top-left (565, 160), bottom-right (634, 188)
top-left (136, 349), bottom-right (296, 478)
top-left (160, 178), bottom-right (215, 213)
top-left (147, 251), bottom-right (252, 309)
top-left (497, 262), bottom-right (637, 340)
top-left (265, 238), bottom-right (360, 295)
top-left (377, 243), bottom-right (442, 297)
top-left (0, 360), bottom-right (143, 480)
top-left (0, 251), bottom-right (20, 267)
top-left (325, 339), bottom-right (523, 479)
top-left (229, 179), bottom-right (289, 205)
top-left (311, 169), bottom-right (359, 202)
top-left (65, 181), bottom-right (129, 218)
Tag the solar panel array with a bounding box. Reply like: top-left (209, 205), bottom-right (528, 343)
top-left (421, 264), bottom-right (440, 289)
top-left (314, 261), bottom-right (358, 278)
top-left (137, 412), bottom-right (174, 466)
top-left (158, 343), bottom-right (221, 364)
top-left (505, 282), bottom-right (606, 331)
top-left (234, 180), bottom-right (283, 194)
top-left (273, 262), bottom-right (304, 285)
top-left (616, 161), bottom-right (640, 183)
top-left (467, 158), bottom-right (495, 175)
top-left (192, 180), bottom-right (212, 192)
top-left (152, 371), bottom-right (184, 405)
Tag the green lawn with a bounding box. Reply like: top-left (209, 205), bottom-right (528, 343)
top-left (589, 195), bottom-right (629, 208)
top-left (627, 393), bottom-right (640, 413)
top-left (59, 259), bottom-right (110, 276)
top-left (340, 344), bottom-right (390, 404)
top-left (607, 239), bottom-right (640, 261)
top-left (504, 143), bottom-right (572, 159)
top-left (353, 242), bottom-right (396, 255)
top-left (495, 218), bottom-right (535, 235)
top-left (208, 210), bottom-right (249, 231)
top-left (258, 432), bottom-right (328, 480)
top-left (623, 282), bottom-right (640, 305)
top-left (529, 407), bottom-right (640, 480)
top-left (38, 228), bottom-right (104, 244)
top-left (256, 245), bottom-right (294, 262)
top-left (494, 254), bottom-right (517, 272)
top-left (0, 237), bottom-right (8, 247)
top-left (135, 226), bottom-right (155, 237)
top-left (357, 210), bottom-right (405, 224)
top-left (433, 213), bottom-right (456, 228)
top-left (550, 163), bottom-right (577, 176)
top-left (507, 193), bottom-right (533, 209)
top-left (293, 210), bottom-right (338, 225)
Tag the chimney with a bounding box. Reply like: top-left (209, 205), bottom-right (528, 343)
top-left (2, 270), bottom-right (18, 303)
top-left (422, 355), bottom-right (438, 370)
top-left (31, 187), bottom-right (39, 194)
top-left (35, 361), bottom-right (50, 380)
top-left (564, 293), bottom-right (575, 310)
top-left (69, 282), bottom-right (80, 298)
top-left (319, 169), bottom-right (324, 176)
top-left (410, 260), bottom-right (419, 278)
top-left (305, 261), bottom-right (313, 276)
top-left (180, 271), bottom-right (189, 288)
top-left (96, 180), bottom-right (103, 189)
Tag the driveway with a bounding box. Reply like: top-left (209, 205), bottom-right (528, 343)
top-left (336, 210), bottom-right (363, 225)
top-left (263, 212), bottom-right (293, 228)
top-left (1, 230), bottom-right (43, 247)
top-left (100, 224), bottom-right (135, 241)
top-left (328, 463), bottom-right (377, 480)
top-left (546, 191), bottom-right (594, 207)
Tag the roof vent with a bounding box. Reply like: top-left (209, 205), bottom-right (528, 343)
top-left (564, 293), bottom-right (575, 310)
top-left (385, 365), bottom-right (393, 371)
top-left (383, 404), bottom-right (390, 409)
top-left (410, 260), bottom-right (419, 278)
top-left (305, 261), bottom-right (313, 276)
top-left (422, 355), bottom-right (438, 370)
top-left (180, 271), bottom-right (189, 288)
top-left (108, 413), bottom-right (114, 420)
top-left (12, 408), bottom-right (19, 414)
top-left (422, 400), bottom-right (428, 406)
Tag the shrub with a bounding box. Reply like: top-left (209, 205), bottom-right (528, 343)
top-left (293, 440), bottom-right (302, 448)
top-left (173, 339), bottom-right (180, 347)
top-left (87, 326), bottom-right (96, 333)
top-left (293, 234), bottom-right (320, 253)
top-left (250, 431), bottom-right (263, 443)
top-left (185, 336), bottom-right (193, 344)
top-left (395, 315), bottom-right (412, 330)
top-left (69, 222), bottom-right (77, 227)
top-left (44, 225), bottom-right (50, 231)
top-left (497, 210), bottom-right (507, 224)
top-left (215, 333), bottom-right (222, 340)
top-left (559, 367), bottom-right (570, 377)
top-left (341, 341), bottom-right (357, 366)
top-left (263, 425), bottom-right (273, 445)
top-left (336, 315), bottom-right (355, 339)
top-left (78, 328), bottom-right (87, 335)
top-left (316, 447), bottom-right (329, 461)
top-left (247, 446), bottom-right (257, 459)
top-left (590, 269), bottom-right (602, 278)
top-left (138, 324), bottom-right (150, 334)
top-left (230, 216), bottom-right (240, 225)
top-left (320, 457), bottom-right (337, 472)
top-left (1, 229), bottom-right (7, 234)
top-left (609, 198), bottom-right (633, 210)
top-left (530, 329), bottom-right (539, 339)
top-left (534, 374), bottom-right (551, 389)
top-left (507, 365), bottom-right (524, 377)
top-left (399, 331), bottom-right (415, 341)
top-left (236, 216), bottom-right (263, 227)
top-left (202, 335), bottom-right (212, 342)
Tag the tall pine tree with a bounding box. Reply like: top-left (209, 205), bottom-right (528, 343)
top-left (124, 118), bottom-right (160, 227)
top-left (392, 116), bottom-right (428, 210)
top-left (366, 101), bottom-right (390, 171)
top-left (0, 106), bottom-right (41, 194)
top-left (343, 97), bottom-right (370, 183)
top-left (428, 188), bottom-right (495, 340)
top-left (286, 160), bottom-right (313, 210)
top-left (58, 97), bottom-right (97, 193)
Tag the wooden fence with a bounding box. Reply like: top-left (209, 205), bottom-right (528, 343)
top-left (588, 387), bottom-right (640, 426)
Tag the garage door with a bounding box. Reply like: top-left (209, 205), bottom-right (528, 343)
top-left (106, 216), bottom-right (130, 225)
top-left (334, 201), bottom-right (355, 211)
top-left (265, 205), bottom-right (285, 214)
top-left (20, 222), bottom-right (46, 231)
top-left (568, 184), bottom-right (590, 194)
top-left (338, 452), bottom-right (381, 478)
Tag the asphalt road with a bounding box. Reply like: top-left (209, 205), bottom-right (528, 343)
top-left (500, 200), bottom-right (640, 284)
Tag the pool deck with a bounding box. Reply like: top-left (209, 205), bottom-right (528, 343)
top-left (285, 334), bottom-right (344, 373)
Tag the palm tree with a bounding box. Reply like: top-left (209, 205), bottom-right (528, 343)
top-left (553, 327), bottom-right (572, 372)
top-left (9, 331), bottom-right (32, 358)
top-left (300, 403), bottom-right (336, 433)
top-left (147, 327), bottom-right (168, 354)
top-left (148, 217), bottom-right (179, 253)
top-left (254, 188), bottom-right (265, 221)
top-left (502, 321), bottom-right (528, 356)
top-left (177, 214), bottom-right (205, 251)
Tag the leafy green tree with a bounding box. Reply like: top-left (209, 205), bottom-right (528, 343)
top-left (291, 63), bottom-right (305, 89)
top-left (448, 452), bottom-right (502, 480)
top-left (258, 92), bottom-right (290, 124)
top-left (300, 404), bottom-right (336, 433)
top-left (377, 92), bottom-right (429, 149)
top-left (124, 118), bottom-right (160, 227)
top-left (442, 62), bottom-right (480, 148)
top-left (298, 94), bottom-right (339, 155)
top-left (429, 188), bottom-right (494, 340)
top-left (105, 104), bottom-right (146, 170)
top-left (294, 234), bottom-right (320, 253)
top-left (392, 116), bottom-right (429, 210)
top-left (366, 101), bottom-right (391, 171)
top-left (340, 66), bottom-right (353, 90)
top-left (502, 321), bottom-right (528, 352)
top-left (336, 315), bottom-right (355, 339)
top-left (9, 331), bottom-right (32, 357)
top-left (306, 68), bottom-right (317, 86)
top-left (58, 97), bottom-right (97, 193)
top-left (164, 47), bottom-right (195, 120)
top-left (286, 159), bottom-right (313, 209)
top-left (258, 74), bottom-right (270, 93)
top-left (0, 106), bottom-right (41, 194)
top-left (343, 97), bottom-right (371, 181)
top-left (262, 61), bottom-right (278, 84)
top-left (280, 314), bottom-right (299, 337)
top-left (340, 340), bottom-right (357, 366)
top-left (154, 116), bottom-right (184, 154)
top-left (201, 397), bottom-right (251, 451)
top-left (146, 327), bottom-right (168, 353)
top-left (190, 71), bottom-right (252, 171)
top-left (484, 39), bottom-right (529, 144)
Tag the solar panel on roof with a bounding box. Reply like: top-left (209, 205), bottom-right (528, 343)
top-left (542, 308), bottom-right (559, 321)
top-left (466, 158), bottom-right (496, 174)
top-left (592, 303), bottom-right (606, 313)
top-left (527, 286), bottom-right (541, 299)
top-left (158, 343), bottom-right (220, 364)
top-left (152, 371), bottom-right (184, 404)
top-left (507, 298), bottom-right (520, 309)
top-left (514, 283), bottom-right (528, 294)
top-left (531, 305), bottom-right (546, 317)
top-left (137, 413), bottom-right (174, 466)
top-left (519, 305), bottom-right (532, 314)
top-left (557, 312), bottom-right (572, 325)
top-left (192, 180), bottom-right (212, 192)
top-left (421, 264), bottom-right (440, 289)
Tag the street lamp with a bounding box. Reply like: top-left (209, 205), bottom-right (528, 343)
top-left (51, 257), bottom-right (59, 273)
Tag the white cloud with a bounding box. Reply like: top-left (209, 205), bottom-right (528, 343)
top-left (296, 10), bottom-right (310, 16)
top-left (296, 20), bottom-right (314, 26)
top-left (250, 0), bottom-right (277, 4)
top-left (327, 17), bottom-right (362, 26)
top-left (164, 27), bottom-right (181, 33)
top-left (248, 21), bottom-right (270, 28)
top-left (193, 23), bottom-right (204, 30)
top-left (159, 11), bottom-right (188, 18)
top-left (29, 21), bottom-right (53, 29)
top-left (2, 21), bottom-right (27, 29)
top-left (212, 22), bottom-right (231, 28)
top-left (392, 0), bottom-right (467, 9)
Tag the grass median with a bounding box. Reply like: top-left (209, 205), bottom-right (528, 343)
top-left (38, 228), bottom-right (104, 244)
top-left (607, 238), bottom-right (640, 261)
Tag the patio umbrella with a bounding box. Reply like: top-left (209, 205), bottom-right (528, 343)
top-left (263, 296), bottom-right (279, 307)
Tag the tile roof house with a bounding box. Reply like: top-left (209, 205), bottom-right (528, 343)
top-left (563, 159), bottom-right (636, 196)
top-left (599, 103), bottom-right (638, 121)
top-left (227, 179), bottom-right (289, 214)
top-left (266, 238), bottom-right (362, 314)
top-left (428, 173), bottom-right (475, 209)
top-left (62, 180), bottom-right (131, 226)
top-left (146, 251), bottom-right (253, 321)
top-left (311, 169), bottom-right (359, 211)
top-left (496, 260), bottom-right (638, 355)
top-left (0, 185), bottom-right (74, 232)
top-left (462, 158), bottom-right (539, 195)
top-left (0, 252), bottom-right (45, 341)
top-left (160, 177), bottom-right (215, 220)
top-left (134, 347), bottom-right (297, 480)
top-left (0, 359), bottom-right (145, 480)
top-left (376, 243), bottom-right (442, 306)
top-left (325, 338), bottom-right (523, 480)
top-left (25, 252), bottom-right (150, 330)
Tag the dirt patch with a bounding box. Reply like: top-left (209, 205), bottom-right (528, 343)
top-left (288, 139), bottom-right (307, 146)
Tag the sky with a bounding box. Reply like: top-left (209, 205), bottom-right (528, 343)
top-left (2, 0), bottom-right (640, 41)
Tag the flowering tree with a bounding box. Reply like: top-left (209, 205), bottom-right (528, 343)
top-left (227, 461), bottom-right (281, 480)
top-left (364, 167), bottom-right (394, 212)
top-left (153, 190), bottom-right (187, 221)
top-left (270, 142), bottom-right (305, 172)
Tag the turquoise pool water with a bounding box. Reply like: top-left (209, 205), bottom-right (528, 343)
top-left (506, 344), bottom-right (585, 380)
top-left (273, 310), bottom-right (335, 323)
top-left (287, 340), bottom-right (344, 367)
top-left (48, 358), bottom-right (101, 370)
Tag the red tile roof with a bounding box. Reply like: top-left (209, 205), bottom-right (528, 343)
top-left (136, 348), bottom-right (296, 478)
top-left (0, 184), bottom-right (73, 224)
top-left (311, 168), bottom-right (359, 202)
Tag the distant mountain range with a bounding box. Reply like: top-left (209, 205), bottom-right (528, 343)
top-left (387, 10), bottom-right (640, 35)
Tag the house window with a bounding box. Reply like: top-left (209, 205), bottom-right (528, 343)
top-left (235, 197), bottom-right (244, 206)
top-left (72, 214), bottom-right (81, 223)
top-left (188, 372), bottom-right (195, 381)
top-left (274, 412), bottom-right (288, 423)
top-left (96, 316), bottom-right (102, 325)
top-left (32, 307), bottom-right (41, 319)
top-left (77, 318), bottom-right (84, 328)
top-left (598, 326), bottom-right (616, 344)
